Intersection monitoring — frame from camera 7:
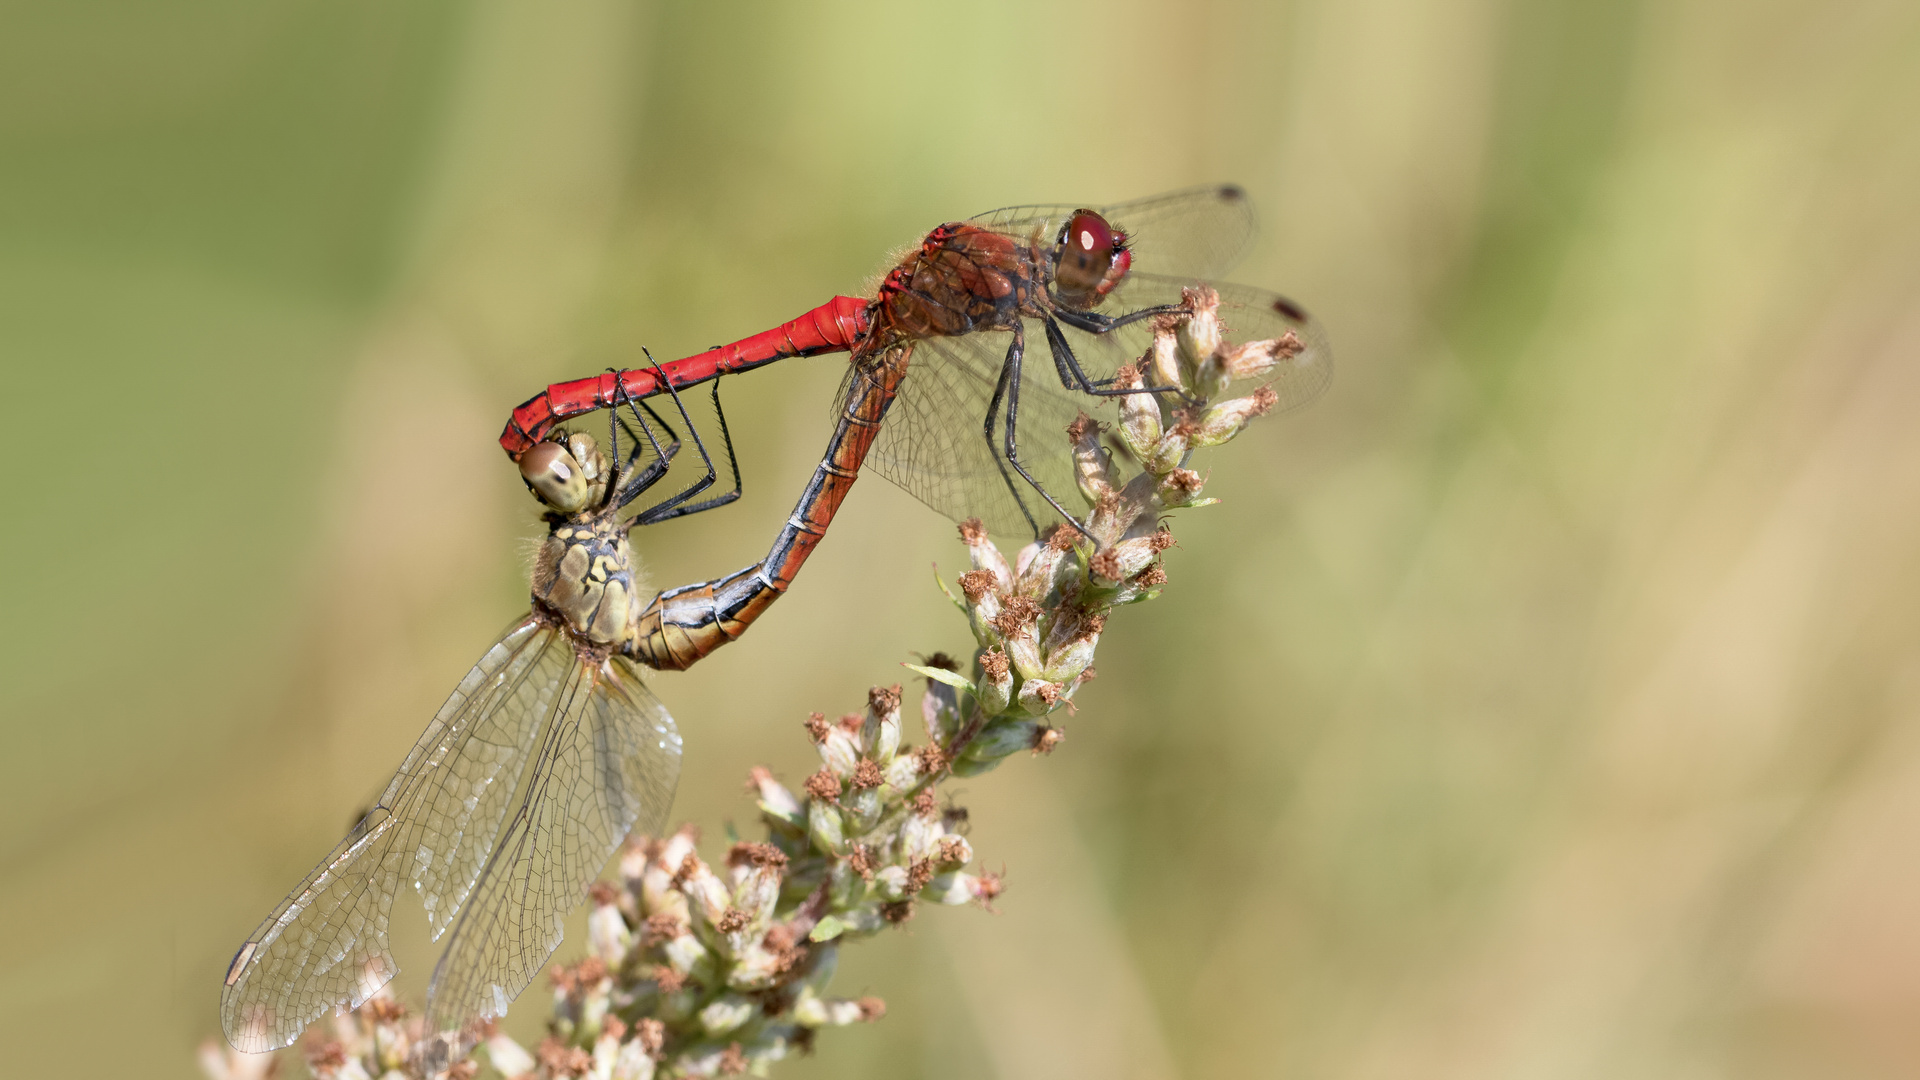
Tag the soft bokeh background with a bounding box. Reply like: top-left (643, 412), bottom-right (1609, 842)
top-left (4, 0), bottom-right (1920, 1076)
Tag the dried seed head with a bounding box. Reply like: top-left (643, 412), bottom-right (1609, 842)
top-left (846, 844), bottom-right (876, 881)
top-left (803, 768), bottom-right (841, 804)
top-left (851, 758), bottom-right (884, 790)
top-left (726, 842), bottom-right (787, 871)
top-left (803, 712), bottom-right (831, 743)
top-left (641, 913), bottom-right (682, 946)
top-left (958, 569), bottom-right (999, 603)
top-left (916, 743), bottom-right (949, 777)
top-left (937, 835), bottom-right (972, 865)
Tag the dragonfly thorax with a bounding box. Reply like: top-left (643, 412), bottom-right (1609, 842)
top-left (530, 514), bottom-right (646, 652)
top-left (871, 223), bottom-right (1043, 349)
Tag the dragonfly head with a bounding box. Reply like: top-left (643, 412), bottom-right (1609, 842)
top-left (1050, 210), bottom-right (1132, 310)
top-left (520, 433), bottom-right (611, 515)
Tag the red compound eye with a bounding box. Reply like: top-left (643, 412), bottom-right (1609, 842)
top-left (1054, 210), bottom-right (1120, 300)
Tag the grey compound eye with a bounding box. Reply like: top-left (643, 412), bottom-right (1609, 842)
top-left (519, 441), bottom-right (591, 513)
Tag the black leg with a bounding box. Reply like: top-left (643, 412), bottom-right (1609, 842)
top-left (603, 378), bottom-right (679, 508)
top-left (981, 329), bottom-right (1042, 539)
top-left (998, 324), bottom-right (1097, 544)
top-left (1045, 309), bottom-right (1193, 401)
top-left (606, 367), bottom-right (683, 508)
top-left (631, 380), bottom-right (744, 525)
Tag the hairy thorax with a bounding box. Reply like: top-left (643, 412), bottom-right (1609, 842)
top-left (873, 223), bottom-right (1048, 348)
top-left (530, 513), bottom-right (644, 652)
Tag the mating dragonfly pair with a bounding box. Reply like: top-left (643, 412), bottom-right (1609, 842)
top-left (220, 185), bottom-right (1332, 1052)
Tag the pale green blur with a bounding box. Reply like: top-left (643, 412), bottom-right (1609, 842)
top-left (4, 1), bottom-right (1919, 1077)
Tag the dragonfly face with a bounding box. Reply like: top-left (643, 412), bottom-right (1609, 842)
top-left (1047, 209), bottom-right (1132, 310)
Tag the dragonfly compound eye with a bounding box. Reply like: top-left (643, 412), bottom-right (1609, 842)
top-left (520, 440), bottom-right (592, 513)
top-left (1053, 211), bottom-right (1128, 306)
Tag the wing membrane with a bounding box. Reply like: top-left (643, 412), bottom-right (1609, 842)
top-left (426, 655), bottom-right (681, 1030)
top-left (854, 338), bottom-right (1089, 538)
top-left (968, 184), bottom-right (1259, 284)
top-left (853, 278), bottom-right (1331, 538)
top-left (221, 617), bottom-right (575, 1052)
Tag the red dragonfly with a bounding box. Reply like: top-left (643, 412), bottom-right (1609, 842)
top-left (501, 185), bottom-right (1332, 541)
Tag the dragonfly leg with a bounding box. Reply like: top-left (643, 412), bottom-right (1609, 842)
top-left (998, 326), bottom-right (1098, 544)
top-left (604, 378), bottom-right (681, 507)
top-left (1047, 306), bottom-right (1194, 399)
top-left (980, 330), bottom-right (1043, 538)
top-left (630, 380), bottom-right (744, 525)
top-left (618, 349), bottom-right (741, 525)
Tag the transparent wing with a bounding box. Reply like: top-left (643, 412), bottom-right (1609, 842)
top-left (850, 278), bottom-right (1332, 539)
top-left (968, 183), bottom-right (1258, 284)
top-left (426, 653), bottom-right (681, 1031)
top-left (1074, 274), bottom-right (1335, 415)
top-left (221, 617), bottom-right (572, 1053)
top-left (853, 336), bottom-right (1096, 539)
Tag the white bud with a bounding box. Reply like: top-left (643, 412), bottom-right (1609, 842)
top-left (699, 994), bottom-right (757, 1036)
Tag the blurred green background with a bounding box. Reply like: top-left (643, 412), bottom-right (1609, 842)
top-left (5, 0), bottom-right (1920, 1076)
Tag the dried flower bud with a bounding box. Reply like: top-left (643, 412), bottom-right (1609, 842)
top-left (699, 994), bottom-right (757, 1036)
top-left (817, 722), bottom-right (860, 780)
top-left (750, 766), bottom-right (806, 834)
top-left (807, 796), bottom-right (845, 855)
top-left (1179, 287), bottom-right (1228, 397)
top-left (873, 864), bottom-right (910, 900)
top-left (991, 596), bottom-right (1043, 679)
top-left (961, 718), bottom-right (1047, 763)
top-left (976, 648), bottom-right (1013, 715)
top-left (1156, 467), bottom-right (1205, 507)
top-left (958, 518), bottom-right (1012, 589)
top-left (611, 1038), bottom-right (657, 1080)
top-left (936, 835), bottom-right (973, 866)
top-left (1068, 413), bottom-right (1116, 505)
top-left (587, 900), bottom-right (632, 966)
top-left (1148, 313), bottom-right (1186, 389)
top-left (677, 856), bottom-right (731, 927)
top-left (1192, 386), bottom-right (1278, 448)
top-left (864, 684), bottom-right (902, 763)
top-left (924, 870), bottom-right (988, 906)
top-left (883, 751), bottom-right (923, 790)
top-left (1017, 679), bottom-right (1064, 715)
top-left (921, 677), bottom-right (962, 745)
top-left (1015, 529), bottom-right (1071, 599)
top-left (1090, 529), bottom-right (1172, 583)
top-left (1113, 364), bottom-right (1165, 460)
top-left (482, 1032), bottom-right (537, 1078)
top-left (900, 812), bottom-right (943, 863)
top-left (1222, 330), bottom-right (1304, 381)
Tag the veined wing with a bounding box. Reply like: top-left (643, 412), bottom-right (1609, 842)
top-left (426, 653), bottom-right (680, 1032)
top-left (221, 616), bottom-right (575, 1053)
top-left (967, 184), bottom-right (1258, 286)
top-left (853, 278), bottom-right (1332, 539)
top-left (853, 336), bottom-right (1092, 539)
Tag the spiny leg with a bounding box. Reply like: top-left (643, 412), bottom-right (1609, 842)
top-left (604, 372), bottom-right (680, 508)
top-left (632, 380), bottom-right (743, 526)
top-left (997, 324), bottom-right (1097, 544)
top-left (623, 349), bottom-right (740, 525)
top-left (1045, 307), bottom-right (1194, 401)
top-left (980, 328), bottom-right (1043, 539)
